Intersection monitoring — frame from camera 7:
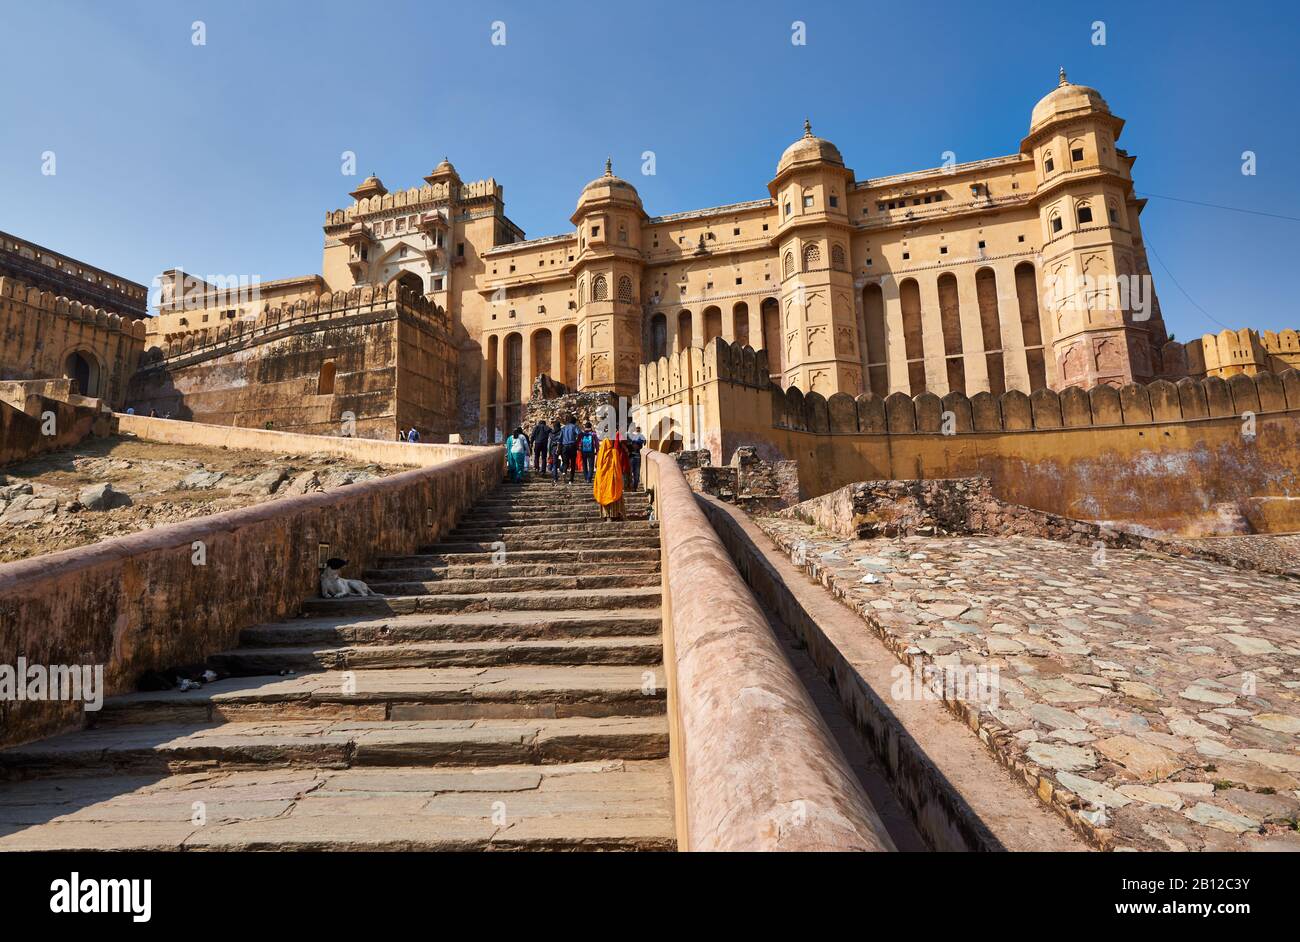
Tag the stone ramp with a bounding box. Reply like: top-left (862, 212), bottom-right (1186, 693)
top-left (0, 478), bottom-right (674, 851)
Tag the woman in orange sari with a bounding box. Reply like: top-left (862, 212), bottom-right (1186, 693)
top-left (592, 437), bottom-right (625, 521)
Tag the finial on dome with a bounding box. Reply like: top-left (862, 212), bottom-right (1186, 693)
top-left (803, 118), bottom-right (813, 138)
top-left (604, 157), bottom-right (613, 176)
top-left (1058, 66), bottom-right (1068, 86)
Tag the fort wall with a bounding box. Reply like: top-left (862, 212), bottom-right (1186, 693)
top-left (0, 276), bottom-right (146, 408)
top-left (640, 338), bottom-right (1300, 534)
top-left (126, 283), bottom-right (458, 441)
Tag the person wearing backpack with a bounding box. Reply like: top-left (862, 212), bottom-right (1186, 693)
top-left (547, 419), bottom-right (563, 483)
top-left (625, 425), bottom-right (646, 490)
top-left (557, 414), bottom-right (582, 484)
top-left (505, 426), bottom-right (529, 482)
top-left (579, 422), bottom-right (599, 483)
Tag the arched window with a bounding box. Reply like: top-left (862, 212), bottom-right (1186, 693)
top-left (831, 244), bottom-right (847, 271)
top-left (1048, 209), bottom-right (1063, 235)
top-left (783, 251), bottom-right (795, 279)
top-left (1075, 200), bottom-right (1094, 226)
top-left (1043, 150), bottom-right (1056, 175)
top-left (617, 275), bottom-right (633, 303)
top-left (592, 275), bottom-right (608, 301)
top-left (802, 242), bottom-right (821, 272)
top-left (317, 360), bottom-right (336, 395)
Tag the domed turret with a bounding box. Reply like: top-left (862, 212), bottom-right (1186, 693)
top-left (1029, 68), bottom-right (1111, 136)
top-left (348, 174), bottom-right (387, 202)
top-left (776, 119), bottom-right (844, 177)
top-left (423, 157), bottom-right (461, 186)
top-left (574, 158), bottom-right (643, 214)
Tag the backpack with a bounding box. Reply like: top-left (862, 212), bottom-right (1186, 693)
top-left (510, 436), bottom-right (525, 455)
top-left (580, 432), bottom-right (596, 452)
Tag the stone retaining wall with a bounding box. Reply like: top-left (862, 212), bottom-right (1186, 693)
top-left (645, 451), bottom-right (894, 851)
top-left (0, 447), bottom-right (503, 748)
top-left (117, 414), bottom-right (483, 469)
top-left (1, 391), bottom-right (111, 467)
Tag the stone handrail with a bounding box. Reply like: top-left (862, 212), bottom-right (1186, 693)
top-left (645, 451), bottom-right (894, 851)
top-left (0, 447), bottom-right (503, 749)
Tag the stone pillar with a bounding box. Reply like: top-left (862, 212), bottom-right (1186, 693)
top-left (956, 269), bottom-right (990, 394)
top-left (551, 328), bottom-right (564, 381)
top-left (664, 311), bottom-right (678, 355)
top-left (996, 260), bottom-right (1031, 392)
top-left (748, 302), bottom-right (764, 352)
top-left (881, 278), bottom-right (908, 394)
top-left (520, 330), bottom-right (534, 402)
top-left (917, 274), bottom-right (948, 395)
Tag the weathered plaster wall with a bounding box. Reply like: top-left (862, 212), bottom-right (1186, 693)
top-left (0, 276), bottom-right (145, 408)
top-left (641, 339), bottom-right (1300, 535)
top-left (0, 447), bottom-right (502, 748)
top-left (0, 390), bottom-right (111, 467)
top-left (126, 285), bottom-right (458, 441)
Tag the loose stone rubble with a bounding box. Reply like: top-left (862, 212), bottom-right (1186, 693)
top-left (756, 513), bottom-right (1300, 851)
top-left (0, 437), bottom-right (393, 563)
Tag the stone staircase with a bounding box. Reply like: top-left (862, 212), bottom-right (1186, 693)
top-left (0, 479), bottom-right (674, 851)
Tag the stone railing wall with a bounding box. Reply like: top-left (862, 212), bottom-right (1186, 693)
top-left (0, 447), bottom-right (503, 748)
top-left (645, 451), bottom-right (895, 851)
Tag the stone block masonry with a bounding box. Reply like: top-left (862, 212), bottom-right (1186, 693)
top-left (0, 444), bottom-right (502, 748)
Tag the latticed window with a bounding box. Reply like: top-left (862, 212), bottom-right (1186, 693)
top-left (783, 251), bottom-right (795, 279)
top-left (592, 275), bottom-right (608, 301)
top-left (831, 244), bottom-right (847, 271)
top-left (802, 242), bottom-right (821, 272)
top-left (617, 275), bottom-right (633, 303)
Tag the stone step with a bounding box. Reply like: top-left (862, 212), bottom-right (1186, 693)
top-left (0, 716), bottom-right (670, 778)
top-left (0, 760), bottom-right (676, 851)
top-left (241, 610), bottom-right (663, 647)
top-left (381, 548), bottom-right (661, 568)
top-left (365, 572), bottom-right (662, 596)
top-left (92, 665), bottom-right (668, 726)
top-left (455, 515), bottom-right (652, 528)
top-left (468, 493), bottom-right (652, 505)
top-left (428, 536), bottom-right (653, 553)
top-left (362, 561), bottom-right (661, 581)
top-left (300, 586), bottom-right (661, 616)
top-left (210, 636), bottom-right (662, 672)
top-left (449, 521), bottom-right (658, 537)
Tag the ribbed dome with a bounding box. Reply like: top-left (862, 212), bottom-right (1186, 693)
top-left (776, 120), bottom-right (844, 176)
top-left (575, 158), bottom-right (642, 211)
top-left (1030, 69), bottom-right (1110, 134)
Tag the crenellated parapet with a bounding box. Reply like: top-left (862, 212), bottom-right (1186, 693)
top-left (0, 276), bottom-right (147, 339)
top-left (1158, 327), bottom-right (1300, 380)
top-left (324, 177), bottom-right (504, 228)
top-left (639, 338), bottom-right (771, 403)
top-left (774, 369), bottom-right (1300, 435)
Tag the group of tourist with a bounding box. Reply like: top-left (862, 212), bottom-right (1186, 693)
top-left (398, 427), bottom-right (421, 442)
top-left (504, 416), bottom-right (647, 520)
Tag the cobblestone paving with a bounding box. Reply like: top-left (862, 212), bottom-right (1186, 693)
top-left (1187, 534), bottom-right (1300, 578)
top-left (756, 516), bottom-right (1300, 851)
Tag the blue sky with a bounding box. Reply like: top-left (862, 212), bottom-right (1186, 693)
top-left (2, 0), bottom-right (1297, 339)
